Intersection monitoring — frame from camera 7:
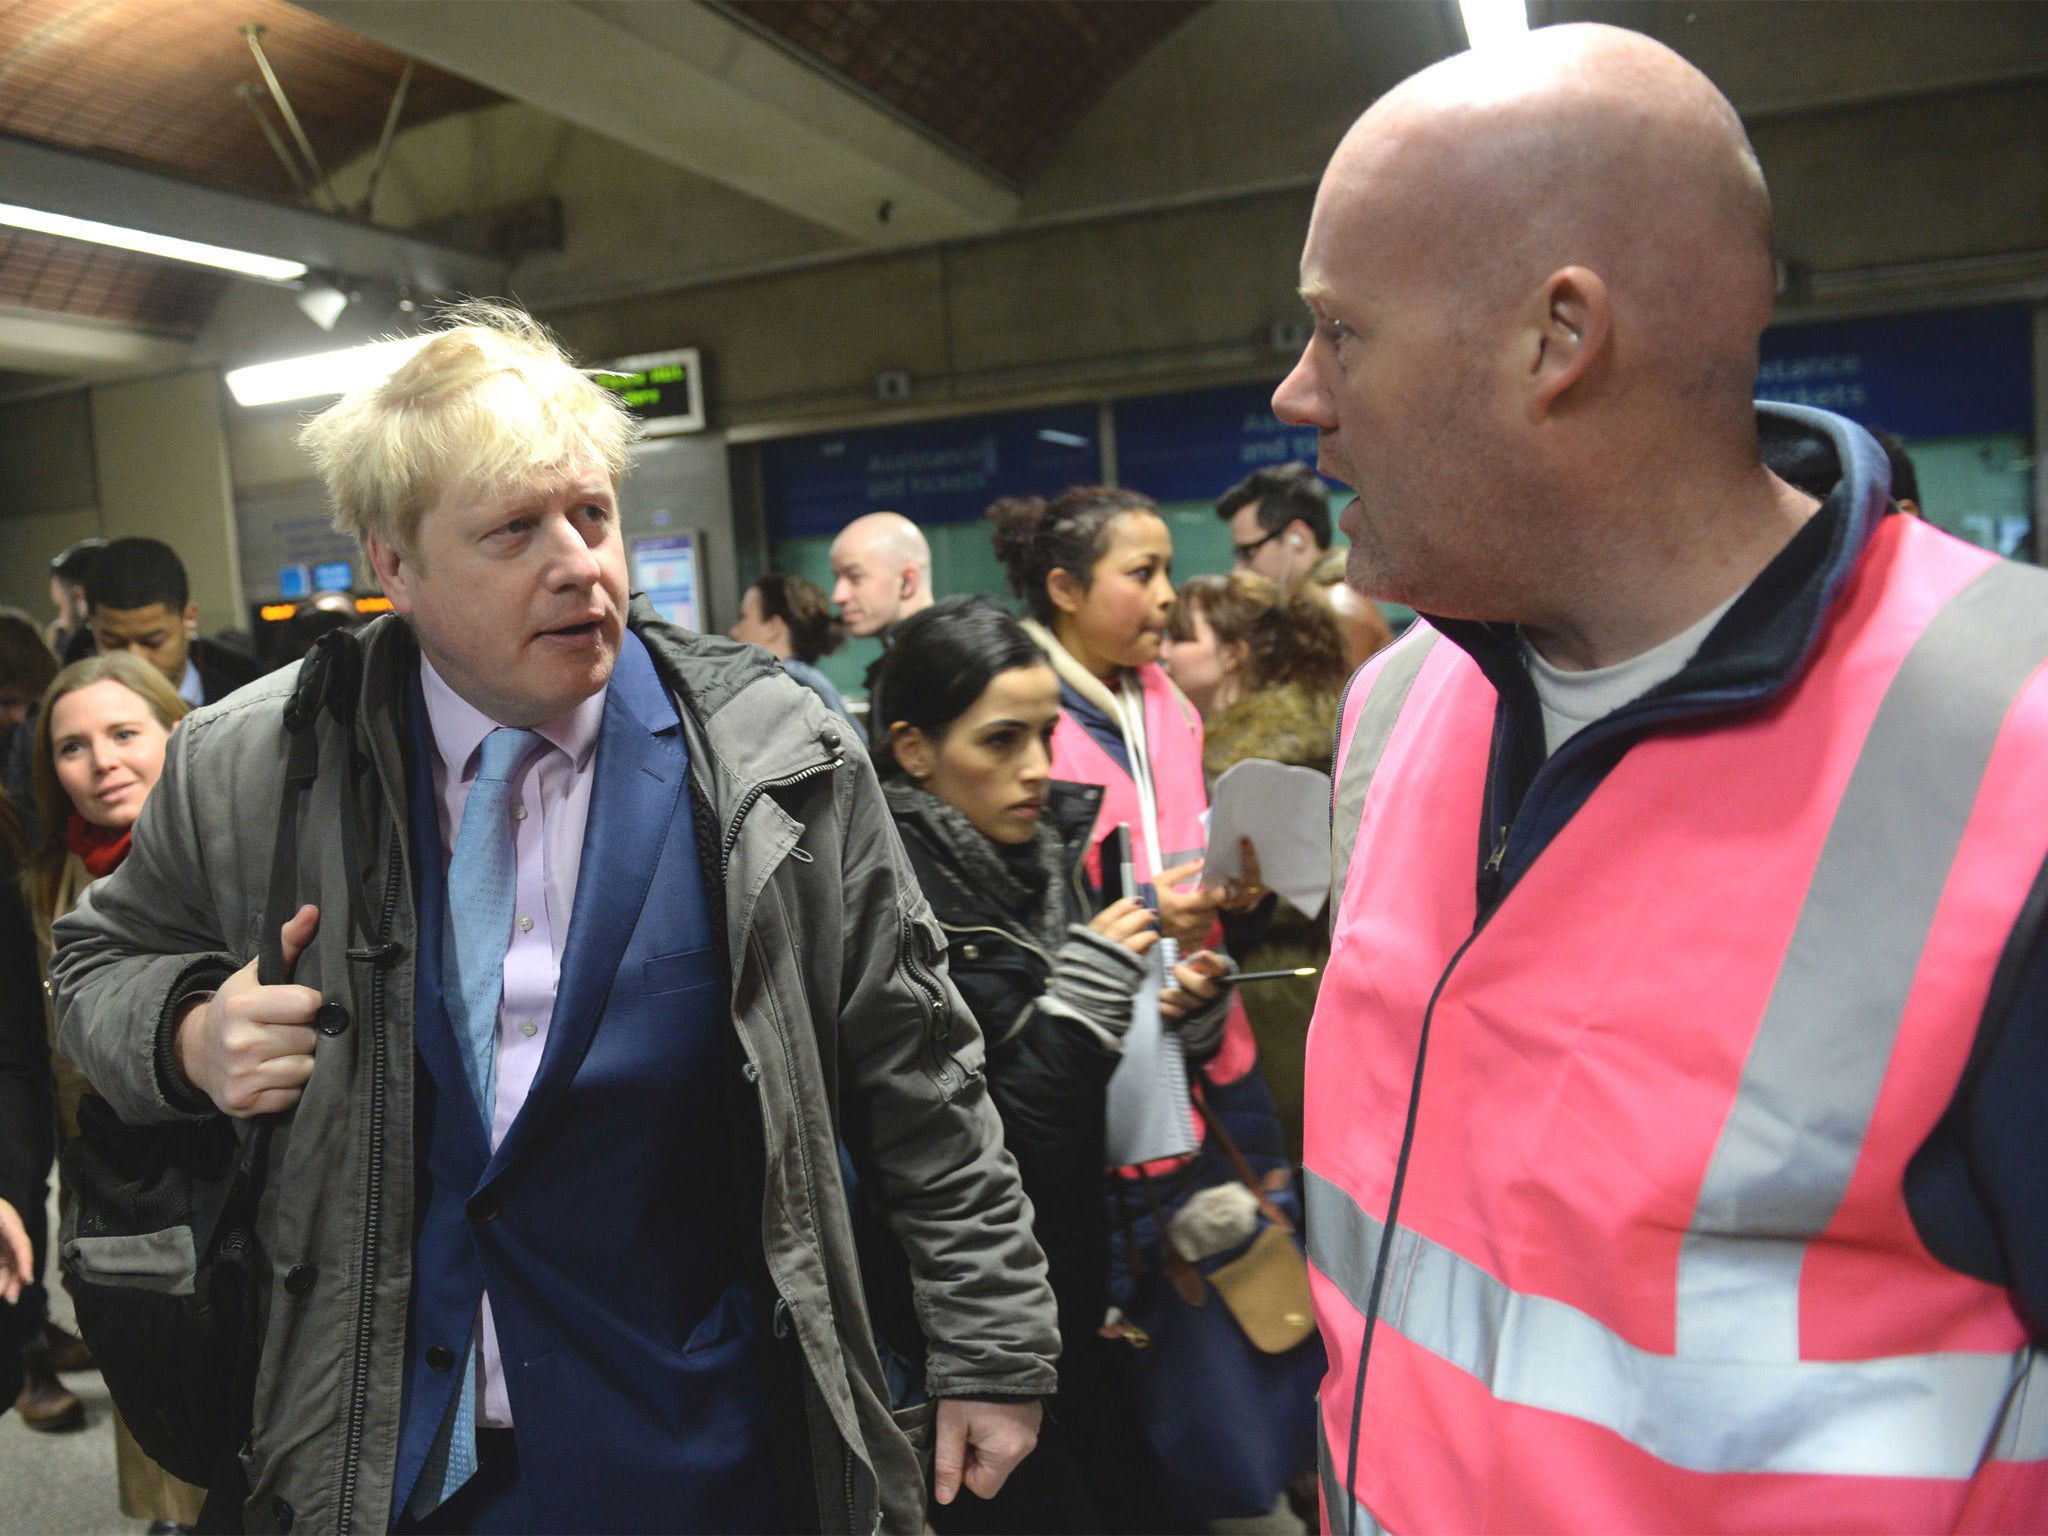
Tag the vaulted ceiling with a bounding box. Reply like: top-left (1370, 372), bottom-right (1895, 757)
top-left (0, 0), bottom-right (494, 335)
top-left (727, 1), bottom-right (1206, 184)
top-left (1, 0), bottom-right (2046, 387)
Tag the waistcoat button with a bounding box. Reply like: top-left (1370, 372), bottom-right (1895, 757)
top-left (426, 1345), bottom-right (454, 1371)
top-left (468, 1191), bottom-right (500, 1223)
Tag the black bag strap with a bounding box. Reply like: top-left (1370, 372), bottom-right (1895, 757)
top-left (258, 630), bottom-right (363, 987)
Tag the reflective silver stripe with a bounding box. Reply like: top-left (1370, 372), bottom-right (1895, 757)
top-left (1308, 1170), bottom-right (2048, 1479)
top-left (1318, 1419), bottom-right (1389, 1535)
top-left (1331, 629), bottom-right (1440, 910)
top-left (1680, 558), bottom-right (2048, 1360)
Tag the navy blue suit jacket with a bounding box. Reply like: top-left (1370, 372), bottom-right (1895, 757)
top-left (393, 633), bottom-right (774, 1532)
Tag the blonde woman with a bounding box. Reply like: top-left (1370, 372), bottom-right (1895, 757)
top-left (27, 652), bottom-right (201, 1528)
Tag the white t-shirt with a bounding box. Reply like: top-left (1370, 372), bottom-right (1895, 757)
top-left (1521, 590), bottom-right (1742, 756)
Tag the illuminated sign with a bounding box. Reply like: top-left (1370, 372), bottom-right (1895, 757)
top-left (632, 532), bottom-right (699, 631)
top-left (598, 348), bottom-right (705, 437)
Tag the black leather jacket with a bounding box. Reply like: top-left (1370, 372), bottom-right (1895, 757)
top-left (890, 781), bottom-right (1120, 1341)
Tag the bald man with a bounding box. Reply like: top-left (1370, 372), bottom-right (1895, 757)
top-left (1285, 25), bottom-right (2048, 1534)
top-left (830, 511), bottom-right (934, 641)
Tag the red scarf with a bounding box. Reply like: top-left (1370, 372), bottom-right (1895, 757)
top-left (66, 812), bottom-right (132, 878)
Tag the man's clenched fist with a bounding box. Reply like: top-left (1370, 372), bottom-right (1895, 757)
top-left (176, 904), bottom-right (323, 1118)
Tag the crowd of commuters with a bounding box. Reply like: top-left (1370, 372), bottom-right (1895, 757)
top-left (3, 20), bottom-right (2043, 1536)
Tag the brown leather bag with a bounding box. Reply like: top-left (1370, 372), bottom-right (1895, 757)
top-left (1191, 1097), bottom-right (1317, 1354)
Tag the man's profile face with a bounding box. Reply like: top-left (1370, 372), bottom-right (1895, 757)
top-left (373, 457), bottom-right (628, 728)
top-left (1228, 503), bottom-right (1312, 584)
top-left (51, 575), bottom-right (88, 628)
top-left (1272, 165), bottom-right (1501, 611)
top-left (91, 602), bottom-right (194, 687)
top-left (829, 534), bottom-right (903, 639)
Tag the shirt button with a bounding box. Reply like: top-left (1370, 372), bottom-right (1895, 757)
top-left (518, 916), bottom-right (534, 932)
top-left (518, 1020), bottom-right (537, 1038)
top-left (512, 805), bottom-right (527, 820)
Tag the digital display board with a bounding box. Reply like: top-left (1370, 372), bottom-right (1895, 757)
top-left (313, 559), bottom-right (354, 592)
top-left (599, 348), bottom-right (705, 437)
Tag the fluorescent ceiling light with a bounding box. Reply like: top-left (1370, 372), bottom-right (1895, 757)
top-left (1458, 0), bottom-right (1530, 50)
top-left (226, 334), bottom-right (428, 407)
top-left (0, 200), bottom-right (306, 283)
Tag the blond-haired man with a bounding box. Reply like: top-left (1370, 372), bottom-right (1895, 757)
top-left (54, 306), bottom-right (1054, 1534)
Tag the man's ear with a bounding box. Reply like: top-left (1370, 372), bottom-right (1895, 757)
top-left (891, 723), bottom-right (934, 779)
top-left (1046, 567), bottom-right (1086, 618)
top-left (364, 532), bottom-right (414, 615)
top-left (1525, 265), bottom-right (1610, 421)
top-left (182, 602), bottom-right (199, 638)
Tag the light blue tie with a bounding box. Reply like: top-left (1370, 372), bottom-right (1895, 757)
top-left (412, 725), bottom-right (541, 1519)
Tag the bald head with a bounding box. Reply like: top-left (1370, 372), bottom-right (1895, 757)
top-left (1325, 23), bottom-right (1774, 405)
top-left (1275, 24), bottom-right (1801, 644)
top-left (830, 511), bottom-right (934, 637)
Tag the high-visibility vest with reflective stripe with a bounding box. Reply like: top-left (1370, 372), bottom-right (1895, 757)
top-left (1306, 513), bottom-right (2048, 1534)
top-left (1049, 661), bottom-right (1257, 1088)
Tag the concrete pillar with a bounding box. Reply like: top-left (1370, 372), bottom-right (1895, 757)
top-left (89, 371), bottom-right (245, 633)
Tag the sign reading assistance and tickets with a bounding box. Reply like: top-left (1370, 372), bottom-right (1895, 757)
top-left (760, 406), bottom-right (1100, 540)
top-left (598, 349), bottom-right (705, 437)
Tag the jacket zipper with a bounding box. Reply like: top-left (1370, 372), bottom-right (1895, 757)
top-left (713, 750), bottom-right (871, 1532)
top-left (335, 826), bottom-right (402, 1533)
top-left (899, 911), bottom-right (949, 1043)
top-left (719, 756), bottom-right (842, 868)
top-left (938, 920), bottom-right (1056, 971)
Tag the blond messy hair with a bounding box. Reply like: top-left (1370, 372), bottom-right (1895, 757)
top-left (298, 300), bottom-right (641, 559)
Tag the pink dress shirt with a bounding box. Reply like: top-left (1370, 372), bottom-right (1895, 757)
top-left (420, 657), bottom-right (607, 1428)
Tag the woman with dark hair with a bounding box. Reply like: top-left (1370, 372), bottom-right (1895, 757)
top-left (873, 596), bottom-right (1227, 1534)
top-left (987, 488), bottom-right (1261, 1073)
top-left (1162, 572), bottom-right (1350, 1163)
top-left (729, 571), bottom-right (862, 736)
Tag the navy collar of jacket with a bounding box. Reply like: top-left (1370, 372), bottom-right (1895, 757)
top-left (1421, 403), bottom-right (1897, 912)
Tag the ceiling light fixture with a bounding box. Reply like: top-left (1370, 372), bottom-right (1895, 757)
top-left (1457, 0), bottom-right (1530, 50)
top-left (226, 334), bottom-right (428, 407)
top-left (295, 281), bottom-right (351, 332)
top-left (0, 200), bottom-right (306, 283)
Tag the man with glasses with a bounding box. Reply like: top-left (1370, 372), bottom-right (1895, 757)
top-left (1217, 461), bottom-right (1390, 667)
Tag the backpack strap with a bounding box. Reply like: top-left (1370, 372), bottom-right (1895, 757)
top-left (1330, 631), bottom-right (1437, 913)
top-left (257, 630), bottom-right (363, 987)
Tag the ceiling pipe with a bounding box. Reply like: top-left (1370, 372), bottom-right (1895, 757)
top-left (359, 59), bottom-right (415, 220)
top-left (235, 82), bottom-right (310, 195)
top-left (241, 24), bottom-right (337, 213)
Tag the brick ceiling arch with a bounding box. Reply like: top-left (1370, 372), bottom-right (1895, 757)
top-left (0, 0), bottom-right (497, 334)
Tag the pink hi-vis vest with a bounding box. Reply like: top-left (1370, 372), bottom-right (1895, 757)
top-left (1307, 514), bottom-right (2048, 1534)
top-left (1048, 661), bottom-right (1256, 1089)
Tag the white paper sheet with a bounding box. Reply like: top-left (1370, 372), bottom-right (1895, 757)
top-left (1103, 937), bottom-right (1197, 1167)
top-left (1202, 757), bottom-right (1337, 920)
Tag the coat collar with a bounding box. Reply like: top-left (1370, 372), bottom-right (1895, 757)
top-left (1421, 403), bottom-right (1896, 907)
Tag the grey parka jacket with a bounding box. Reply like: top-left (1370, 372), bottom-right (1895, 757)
top-left (51, 604), bottom-right (1059, 1534)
